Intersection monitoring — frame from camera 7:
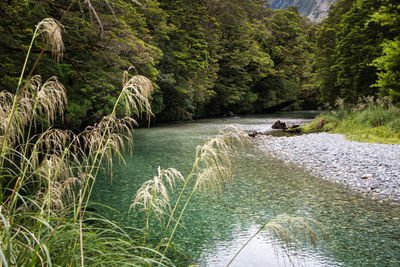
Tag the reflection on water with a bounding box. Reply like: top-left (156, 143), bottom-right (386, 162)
top-left (92, 112), bottom-right (400, 266)
top-left (200, 224), bottom-right (337, 267)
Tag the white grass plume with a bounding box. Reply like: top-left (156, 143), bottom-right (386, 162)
top-left (37, 18), bottom-right (64, 61)
top-left (194, 126), bottom-right (247, 193)
top-left (36, 154), bottom-right (82, 212)
top-left (131, 167), bottom-right (184, 227)
top-left (120, 74), bottom-right (154, 120)
top-left (0, 75), bottom-right (66, 148)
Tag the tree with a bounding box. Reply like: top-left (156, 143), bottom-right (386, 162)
top-left (314, 0), bottom-right (353, 104)
top-left (371, 0), bottom-right (400, 101)
top-left (153, 0), bottom-right (219, 120)
top-left (0, 0), bottom-right (161, 128)
top-left (253, 7), bottom-right (315, 111)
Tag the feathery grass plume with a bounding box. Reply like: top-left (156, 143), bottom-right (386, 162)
top-left (194, 126), bottom-right (246, 193)
top-left (0, 76), bottom-right (66, 150)
top-left (36, 18), bottom-right (64, 62)
top-left (0, 92), bottom-right (14, 141)
top-left (35, 153), bottom-right (85, 214)
top-left (120, 75), bottom-right (154, 120)
top-left (131, 167), bottom-right (185, 229)
top-left (153, 126), bottom-right (248, 262)
top-left (82, 115), bottom-right (137, 178)
top-left (34, 76), bottom-right (67, 121)
top-left (1, 17), bottom-right (64, 154)
top-left (228, 214), bottom-right (323, 266)
top-left (35, 129), bottom-right (78, 157)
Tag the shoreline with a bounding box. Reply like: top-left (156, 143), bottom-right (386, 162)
top-left (256, 133), bottom-right (400, 202)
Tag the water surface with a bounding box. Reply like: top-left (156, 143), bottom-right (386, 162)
top-left (92, 112), bottom-right (400, 266)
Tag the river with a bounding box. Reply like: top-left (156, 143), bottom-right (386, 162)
top-left (92, 112), bottom-right (400, 266)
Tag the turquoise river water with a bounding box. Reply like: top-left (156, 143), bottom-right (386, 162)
top-left (92, 112), bottom-right (400, 266)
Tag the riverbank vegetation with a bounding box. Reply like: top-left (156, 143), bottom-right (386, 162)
top-left (315, 0), bottom-right (400, 105)
top-left (303, 97), bottom-right (400, 144)
top-left (0, 15), bottom-right (165, 265)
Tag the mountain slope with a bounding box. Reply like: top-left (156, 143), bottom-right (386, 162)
top-left (269, 0), bottom-right (337, 22)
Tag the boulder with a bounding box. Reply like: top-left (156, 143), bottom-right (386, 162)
top-left (272, 120), bottom-right (286, 129)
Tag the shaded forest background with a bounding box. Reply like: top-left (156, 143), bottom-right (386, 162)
top-left (0, 0), bottom-right (399, 128)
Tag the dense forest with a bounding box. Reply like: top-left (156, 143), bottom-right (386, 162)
top-left (0, 0), bottom-right (399, 128)
top-left (0, 0), bottom-right (315, 128)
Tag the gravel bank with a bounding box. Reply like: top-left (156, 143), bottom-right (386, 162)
top-left (257, 133), bottom-right (400, 201)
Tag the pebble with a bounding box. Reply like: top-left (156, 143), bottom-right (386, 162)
top-left (257, 133), bottom-right (400, 201)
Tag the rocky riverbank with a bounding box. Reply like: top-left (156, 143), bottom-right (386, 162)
top-left (257, 133), bottom-right (400, 201)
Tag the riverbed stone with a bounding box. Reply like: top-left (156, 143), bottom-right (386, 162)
top-left (362, 174), bottom-right (373, 179)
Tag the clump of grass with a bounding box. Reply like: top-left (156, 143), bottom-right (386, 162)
top-left (302, 97), bottom-right (400, 143)
top-left (0, 17), bottom-right (162, 266)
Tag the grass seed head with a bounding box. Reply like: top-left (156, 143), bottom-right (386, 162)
top-left (194, 126), bottom-right (247, 193)
top-left (131, 167), bottom-right (185, 220)
top-left (37, 18), bottom-right (64, 62)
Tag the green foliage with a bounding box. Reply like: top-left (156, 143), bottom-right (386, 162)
top-left (373, 39), bottom-right (400, 100)
top-left (210, 1), bottom-right (273, 114)
top-left (302, 97), bottom-right (400, 143)
top-left (315, 0), bottom-right (353, 104)
top-left (315, 0), bottom-right (400, 106)
top-left (153, 0), bottom-right (218, 120)
top-left (253, 8), bottom-right (316, 111)
top-left (0, 0), bottom-right (161, 128)
top-left (371, 0), bottom-right (400, 101)
top-left (0, 0), bottom-right (321, 124)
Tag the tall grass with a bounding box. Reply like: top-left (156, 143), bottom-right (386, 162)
top-left (0, 17), bottom-right (161, 266)
top-left (303, 97), bottom-right (400, 143)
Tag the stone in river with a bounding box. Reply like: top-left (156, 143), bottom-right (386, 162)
top-left (361, 174), bottom-right (373, 179)
top-left (272, 120), bottom-right (286, 129)
top-left (370, 184), bottom-right (379, 190)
